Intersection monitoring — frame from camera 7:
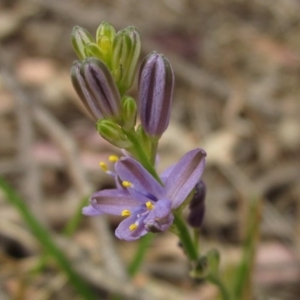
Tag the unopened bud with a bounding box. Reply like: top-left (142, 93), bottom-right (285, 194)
top-left (97, 119), bottom-right (131, 148)
top-left (84, 43), bottom-right (105, 61)
top-left (71, 60), bottom-right (102, 120)
top-left (71, 26), bottom-right (94, 60)
top-left (96, 21), bottom-right (116, 44)
top-left (81, 58), bottom-right (122, 120)
top-left (96, 21), bottom-right (116, 67)
top-left (121, 96), bottom-right (137, 130)
top-left (138, 52), bottom-right (174, 138)
top-left (112, 26), bottom-right (141, 95)
top-left (187, 180), bottom-right (206, 228)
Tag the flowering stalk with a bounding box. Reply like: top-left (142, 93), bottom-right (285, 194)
top-left (70, 21), bottom-right (218, 286)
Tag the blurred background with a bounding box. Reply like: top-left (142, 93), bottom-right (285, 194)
top-left (0, 0), bottom-right (300, 299)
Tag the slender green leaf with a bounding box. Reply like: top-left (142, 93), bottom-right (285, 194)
top-left (0, 177), bottom-right (97, 300)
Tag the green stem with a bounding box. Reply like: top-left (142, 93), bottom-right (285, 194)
top-left (207, 274), bottom-right (231, 300)
top-left (0, 177), bottom-right (97, 300)
top-left (127, 233), bottom-right (155, 276)
top-left (124, 129), bottom-right (162, 184)
top-left (173, 214), bottom-right (198, 262)
top-left (193, 228), bottom-right (200, 255)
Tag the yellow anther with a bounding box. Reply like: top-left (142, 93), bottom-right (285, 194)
top-left (122, 181), bottom-right (132, 188)
top-left (109, 155), bottom-right (119, 162)
top-left (99, 162), bottom-right (108, 172)
top-left (121, 209), bottom-right (131, 217)
top-left (146, 201), bottom-right (154, 210)
top-left (129, 224), bottom-right (138, 231)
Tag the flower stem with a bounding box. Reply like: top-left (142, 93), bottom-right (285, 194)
top-left (124, 128), bottom-right (162, 184)
top-left (193, 228), bottom-right (200, 255)
top-left (173, 214), bottom-right (198, 262)
top-left (150, 139), bottom-right (158, 165)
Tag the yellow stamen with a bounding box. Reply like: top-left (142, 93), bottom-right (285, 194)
top-left (146, 201), bottom-right (154, 210)
top-left (122, 181), bottom-right (132, 188)
top-left (129, 224), bottom-right (138, 231)
top-left (109, 155), bottom-right (119, 162)
top-left (99, 162), bottom-right (108, 172)
top-left (121, 209), bottom-right (131, 217)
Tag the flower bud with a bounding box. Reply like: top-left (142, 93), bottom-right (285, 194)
top-left (121, 96), bottom-right (137, 130)
top-left (97, 119), bottom-right (131, 148)
top-left (84, 43), bottom-right (105, 61)
top-left (71, 26), bottom-right (94, 60)
top-left (80, 58), bottom-right (122, 120)
top-left (71, 60), bottom-right (103, 120)
top-left (138, 52), bottom-right (174, 138)
top-left (96, 21), bottom-right (116, 67)
top-left (96, 21), bottom-right (116, 43)
top-left (112, 26), bottom-right (141, 95)
top-left (187, 180), bottom-right (206, 228)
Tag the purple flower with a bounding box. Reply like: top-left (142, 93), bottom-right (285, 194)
top-left (138, 52), bottom-right (174, 138)
top-left (83, 148), bottom-right (206, 241)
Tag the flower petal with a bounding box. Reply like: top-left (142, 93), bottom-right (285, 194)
top-left (115, 157), bottom-right (164, 199)
top-left (159, 163), bottom-right (175, 183)
top-left (115, 212), bottom-right (148, 241)
top-left (88, 189), bottom-right (142, 216)
top-left (82, 204), bottom-right (104, 216)
top-left (144, 199), bottom-right (173, 232)
top-left (164, 148), bottom-right (206, 209)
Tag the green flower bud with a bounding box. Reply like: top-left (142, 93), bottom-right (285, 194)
top-left (71, 26), bottom-right (94, 60)
top-left (97, 119), bottom-right (131, 148)
top-left (96, 21), bottom-right (116, 68)
top-left (84, 43), bottom-right (105, 61)
top-left (96, 21), bottom-right (116, 43)
top-left (121, 96), bottom-right (137, 130)
top-left (112, 26), bottom-right (141, 95)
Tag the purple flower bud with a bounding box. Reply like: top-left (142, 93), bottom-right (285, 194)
top-left (138, 52), bottom-right (174, 138)
top-left (187, 180), bottom-right (206, 228)
top-left (71, 58), bottom-right (122, 121)
top-left (71, 60), bottom-right (103, 120)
